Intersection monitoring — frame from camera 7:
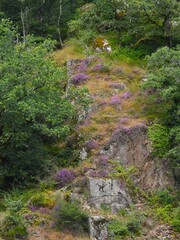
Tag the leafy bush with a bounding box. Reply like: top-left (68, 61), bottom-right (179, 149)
top-left (0, 194), bottom-right (27, 240)
top-left (1, 214), bottom-right (27, 240)
top-left (110, 162), bottom-right (136, 187)
top-left (53, 200), bottom-right (88, 232)
top-left (148, 123), bottom-right (170, 157)
top-left (143, 46), bottom-right (180, 166)
top-left (108, 220), bottom-right (129, 239)
top-left (155, 190), bottom-right (175, 206)
top-left (28, 191), bottom-right (55, 208)
top-left (0, 20), bottom-right (75, 186)
top-left (171, 206), bottom-right (180, 231)
top-left (148, 190), bottom-right (180, 231)
top-left (127, 218), bottom-right (141, 234)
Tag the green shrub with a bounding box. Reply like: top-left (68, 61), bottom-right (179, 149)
top-left (108, 220), bottom-right (129, 239)
top-left (100, 203), bottom-right (111, 212)
top-left (29, 192), bottom-right (55, 208)
top-left (0, 196), bottom-right (27, 240)
top-left (156, 190), bottom-right (175, 205)
top-left (127, 218), bottom-right (141, 234)
top-left (148, 123), bottom-right (170, 158)
top-left (155, 205), bottom-right (173, 222)
top-left (149, 190), bottom-right (175, 206)
top-left (1, 214), bottom-right (27, 240)
top-left (108, 46), bottom-right (144, 65)
top-left (53, 200), bottom-right (88, 233)
top-left (171, 206), bottom-right (180, 231)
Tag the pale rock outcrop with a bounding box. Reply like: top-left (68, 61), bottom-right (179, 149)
top-left (88, 177), bottom-right (131, 213)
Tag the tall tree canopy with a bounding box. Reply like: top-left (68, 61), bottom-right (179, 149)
top-left (0, 0), bottom-right (92, 42)
top-left (68, 0), bottom-right (180, 48)
top-left (143, 45), bottom-right (180, 166)
top-left (0, 19), bottom-right (75, 186)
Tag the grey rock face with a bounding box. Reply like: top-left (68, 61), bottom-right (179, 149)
top-left (88, 178), bottom-right (131, 213)
top-left (101, 125), bottom-right (148, 167)
top-left (80, 148), bottom-right (88, 161)
top-left (101, 125), bottom-right (174, 190)
top-left (89, 216), bottom-right (108, 240)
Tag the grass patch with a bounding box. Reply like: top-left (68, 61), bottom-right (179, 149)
top-left (53, 200), bottom-right (88, 233)
top-left (53, 43), bottom-right (85, 66)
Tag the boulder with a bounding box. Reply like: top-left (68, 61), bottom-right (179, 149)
top-left (88, 177), bottom-right (131, 213)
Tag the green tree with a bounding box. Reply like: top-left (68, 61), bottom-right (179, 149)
top-left (126, 0), bottom-right (180, 47)
top-left (143, 45), bottom-right (180, 166)
top-left (0, 0), bottom-right (92, 42)
top-left (68, 0), bottom-right (180, 49)
top-left (0, 19), bottom-right (75, 186)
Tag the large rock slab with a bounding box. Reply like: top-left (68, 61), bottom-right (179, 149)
top-left (88, 177), bottom-right (131, 213)
top-left (101, 125), bottom-right (148, 167)
top-left (101, 125), bottom-right (174, 190)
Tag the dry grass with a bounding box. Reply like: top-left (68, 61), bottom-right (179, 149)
top-left (53, 44), bottom-right (85, 66)
top-left (76, 58), bottom-right (147, 150)
top-left (28, 227), bottom-right (90, 240)
top-left (52, 45), bottom-right (147, 171)
top-left (0, 212), bottom-right (7, 228)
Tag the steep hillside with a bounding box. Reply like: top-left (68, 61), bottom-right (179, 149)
top-left (0, 43), bottom-right (179, 240)
top-left (34, 45), bottom-right (178, 239)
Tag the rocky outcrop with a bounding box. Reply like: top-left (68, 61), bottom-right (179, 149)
top-left (89, 216), bottom-right (108, 240)
top-left (88, 177), bottom-right (131, 213)
top-left (101, 125), bottom-right (148, 167)
top-left (101, 125), bottom-right (174, 190)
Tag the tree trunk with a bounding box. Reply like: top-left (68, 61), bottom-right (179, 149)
top-left (20, 9), bottom-right (26, 44)
top-left (57, 0), bottom-right (64, 48)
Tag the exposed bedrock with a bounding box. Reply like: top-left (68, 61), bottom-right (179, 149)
top-left (101, 125), bottom-right (174, 190)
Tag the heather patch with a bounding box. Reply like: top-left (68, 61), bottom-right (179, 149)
top-left (83, 167), bottom-right (91, 174)
top-left (110, 94), bottom-right (122, 105)
top-left (119, 117), bottom-right (129, 124)
top-left (92, 64), bottom-right (110, 73)
top-left (98, 155), bottom-right (109, 166)
top-left (121, 91), bottom-right (133, 99)
top-left (99, 99), bottom-right (108, 106)
top-left (55, 169), bottom-right (75, 188)
top-left (75, 59), bottom-right (89, 73)
top-left (85, 139), bottom-right (99, 150)
top-left (71, 73), bottom-right (90, 85)
top-left (89, 169), bottom-right (109, 178)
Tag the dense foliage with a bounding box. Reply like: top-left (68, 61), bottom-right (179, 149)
top-left (143, 46), bottom-right (180, 166)
top-left (0, 1), bottom-right (179, 237)
top-left (68, 0), bottom-right (180, 50)
top-left (0, 19), bottom-right (75, 186)
top-left (0, 0), bottom-right (92, 42)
